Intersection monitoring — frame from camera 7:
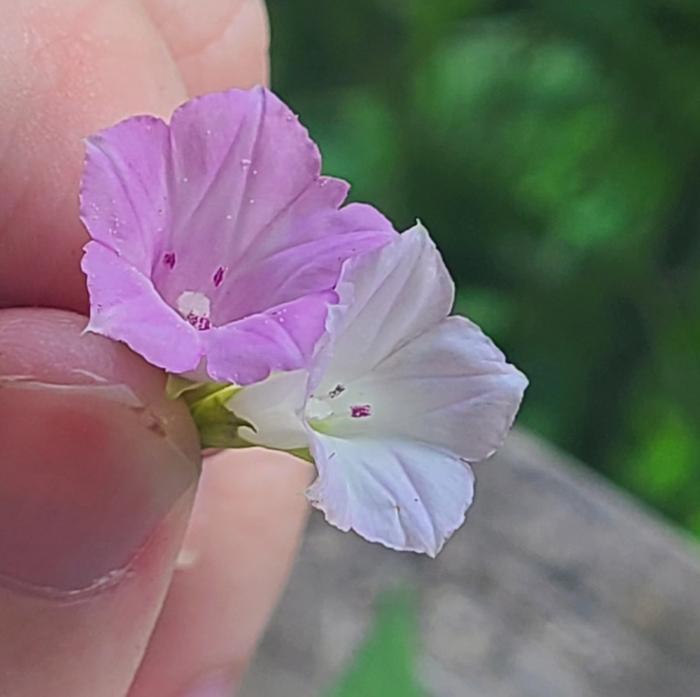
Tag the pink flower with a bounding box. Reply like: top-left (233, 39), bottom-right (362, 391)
top-left (80, 87), bottom-right (395, 384)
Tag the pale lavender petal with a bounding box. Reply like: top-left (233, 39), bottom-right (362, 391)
top-left (324, 316), bottom-right (528, 461)
top-left (204, 292), bottom-right (335, 385)
top-left (80, 116), bottom-right (170, 273)
top-left (316, 223), bottom-right (454, 387)
top-left (82, 242), bottom-right (202, 373)
top-left (227, 370), bottom-right (310, 450)
top-left (307, 434), bottom-right (475, 557)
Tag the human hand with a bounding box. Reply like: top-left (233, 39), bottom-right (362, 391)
top-left (0, 2), bottom-right (312, 696)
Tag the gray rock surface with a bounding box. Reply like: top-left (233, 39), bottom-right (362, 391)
top-left (241, 431), bottom-right (700, 697)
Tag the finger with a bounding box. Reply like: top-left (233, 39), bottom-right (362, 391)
top-left (141, 0), bottom-right (270, 95)
top-left (0, 309), bottom-right (201, 697)
top-left (0, 0), bottom-right (187, 312)
top-left (128, 449), bottom-right (312, 697)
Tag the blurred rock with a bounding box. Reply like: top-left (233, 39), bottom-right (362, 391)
top-left (241, 431), bottom-right (700, 697)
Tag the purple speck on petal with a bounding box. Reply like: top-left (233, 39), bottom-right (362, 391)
top-left (163, 252), bottom-right (176, 269)
top-left (350, 404), bottom-right (372, 418)
top-left (213, 266), bottom-right (225, 287)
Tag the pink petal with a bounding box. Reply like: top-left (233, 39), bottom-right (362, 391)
top-left (82, 242), bottom-right (202, 373)
top-left (80, 116), bottom-right (170, 274)
top-left (307, 433), bottom-right (475, 557)
top-left (153, 88), bottom-right (393, 314)
top-left (216, 202), bottom-right (396, 322)
top-left (203, 292), bottom-right (336, 385)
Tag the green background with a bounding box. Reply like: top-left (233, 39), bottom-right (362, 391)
top-left (267, 0), bottom-right (700, 538)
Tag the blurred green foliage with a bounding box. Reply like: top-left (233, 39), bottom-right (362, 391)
top-left (324, 591), bottom-right (425, 697)
top-left (267, 0), bottom-right (700, 536)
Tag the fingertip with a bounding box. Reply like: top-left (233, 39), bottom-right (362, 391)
top-left (142, 0), bottom-right (270, 94)
top-left (0, 307), bottom-right (201, 695)
top-left (0, 0), bottom-right (187, 311)
top-left (0, 307), bottom-right (200, 462)
top-left (128, 448), bottom-right (313, 696)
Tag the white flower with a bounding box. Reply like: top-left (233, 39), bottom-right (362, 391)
top-left (227, 224), bottom-right (527, 555)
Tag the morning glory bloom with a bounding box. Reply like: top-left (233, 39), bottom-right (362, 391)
top-left (80, 87), bottom-right (394, 385)
top-left (227, 224), bottom-right (528, 556)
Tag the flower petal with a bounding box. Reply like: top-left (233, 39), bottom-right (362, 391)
top-left (216, 202), bottom-right (396, 323)
top-left (307, 434), bottom-right (475, 556)
top-left (203, 291), bottom-right (335, 385)
top-left (155, 88), bottom-right (394, 316)
top-left (80, 87), bottom-right (396, 384)
top-left (82, 242), bottom-right (202, 373)
top-left (325, 316), bottom-right (528, 461)
top-left (153, 88), bottom-right (319, 300)
top-left (318, 223), bottom-right (454, 386)
top-left (80, 116), bottom-right (170, 273)
top-left (227, 370), bottom-right (310, 450)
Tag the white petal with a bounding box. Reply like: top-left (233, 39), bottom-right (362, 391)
top-left (327, 316), bottom-right (528, 462)
top-left (306, 433), bottom-right (475, 556)
top-left (226, 370), bottom-right (309, 450)
top-left (317, 223), bottom-right (454, 387)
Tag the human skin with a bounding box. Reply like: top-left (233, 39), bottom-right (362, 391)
top-left (0, 2), bottom-right (313, 696)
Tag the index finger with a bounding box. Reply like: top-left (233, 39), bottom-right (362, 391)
top-left (141, 0), bottom-right (269, 95)
top-left (0, 0), bottom-right (186, 312)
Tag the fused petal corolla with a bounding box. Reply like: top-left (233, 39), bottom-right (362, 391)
top-left (227, 224), bottom-right (528, 555)
top-left (81, 87), bottom-right (395, 384)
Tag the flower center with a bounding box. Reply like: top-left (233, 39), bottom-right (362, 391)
top-left (177, 291), bottom-right (212, 331)
top-left (306, 396), bottom-right (334, 421)
top-left (305, 383), bottom-right (374, 430)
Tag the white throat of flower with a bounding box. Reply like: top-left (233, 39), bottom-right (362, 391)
top-left (177, 291), bottom-right (212, 331)
top-left (305, 396), bottom-right (334, 421)
top-left (305, 382), bottom-right (374, 434)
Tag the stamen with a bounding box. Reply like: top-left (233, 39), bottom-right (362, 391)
top-left (186, 314), bottom-right (211, 331)
top-left (177, 291), bottom-right (212, 331)
top-left (328, 384), bottom-right (346, 398)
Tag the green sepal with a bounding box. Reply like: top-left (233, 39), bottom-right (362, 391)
top-left (166, 374), bottom-right (206, 400)
top-left (287, 447), bottom-right (314, 464)
top-left (167, 376), bottom-right (254, 449)
top-left (166, 376), bottom-right (317, 462)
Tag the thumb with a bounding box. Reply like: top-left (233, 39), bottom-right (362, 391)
top-left (0, 308), bottom-right (201, 697)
